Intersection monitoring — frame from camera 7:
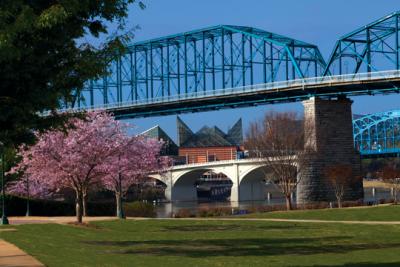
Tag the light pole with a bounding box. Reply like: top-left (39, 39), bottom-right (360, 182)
top-left (0, 142), bottom-right (9, 225)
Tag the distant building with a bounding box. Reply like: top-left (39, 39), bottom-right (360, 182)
top-left (140, 117), bottom-right (244, 164)
top-left (140, 125), bottom-right (179, 156)
top-left (177, 116), bottom-right (243, 164)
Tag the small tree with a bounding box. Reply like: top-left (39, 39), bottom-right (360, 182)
top-left (11, 111), bottom-right (125, 223)
top-left (245, 111), bottom-right (307, 210)
top-left (381, 162), bottom-right (400, 204)
top-left (325, 164), bottom-right (353, 208)
top-left (102, 136), bottom-right (170, 218)
top-left (7, 169), bottom-right (54, 216)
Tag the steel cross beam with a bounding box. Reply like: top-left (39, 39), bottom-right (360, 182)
top-left (56, 11), bottom-right (400, 122)
top-left (324, 11), bottom-right (400, 76)
top-left (71, 25), bottom-right (326, 110)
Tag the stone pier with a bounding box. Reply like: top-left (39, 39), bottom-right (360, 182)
top-left (297, 97), bottom-right (364, 204)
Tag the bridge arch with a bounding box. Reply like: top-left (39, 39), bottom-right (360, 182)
top-left (237, 163), bottom-right (298, 202)
top-left (238, 165), bottom-right (269, 202)
top-left (171, 168), bottom-right (233, 202)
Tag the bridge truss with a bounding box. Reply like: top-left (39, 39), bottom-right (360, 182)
top-left (74, 25), bottom-right (326, 110)
top-left (353, 110), bottom-right (400, 157)
top-left (48, 11), bottom-right (400, 126)
top-left (324, 11), bottom-right (400, 75)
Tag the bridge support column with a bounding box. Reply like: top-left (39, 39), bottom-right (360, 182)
top-left (229, 164), bottom-right (240, 203)
top-left (297, 97), bottom-right (363, 204)
top-left (165, 185), bottom-right (172, 202)
top-left (163, 172), bottom-right (198, 202)
top-left (230, 185), bottom-right (239, 203)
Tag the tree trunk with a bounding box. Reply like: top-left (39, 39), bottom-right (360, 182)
top-left (26, 177), bottom-right (30, 216)
top-left (285, 195), bottom-right (292, 210)
top-left (115, 192), bottom-right (125, 219)
top-left (394, 188), bottom-right (397, 205)
top-left (337, 198), bottom-right (342, 208)
top-left (116, 173), bottom-right (125, 219)
top-left (82, 190), bottom-right (88, 217)
top-left (75, 191), bottom-right (83, 224)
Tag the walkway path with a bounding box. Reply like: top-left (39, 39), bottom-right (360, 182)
top-left (0, 239), bottom-right (44, 267)
top-left (8, 216), bottom-right (117, 225)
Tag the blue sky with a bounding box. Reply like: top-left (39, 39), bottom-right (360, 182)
top-left (120, 0), bottom-right (400, 141)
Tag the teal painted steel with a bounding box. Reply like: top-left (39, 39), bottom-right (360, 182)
top-left (61, 12), bottom-right (400, 119)
top-left (353, 110), bottom-right (400, 157)
top-left (324, 11), bottom-right (400, 76)
top-left (72, 25), bottom-right (326, 110)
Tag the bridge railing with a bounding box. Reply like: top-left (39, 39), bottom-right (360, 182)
top-left (44, 69), bottom-right (400, 115)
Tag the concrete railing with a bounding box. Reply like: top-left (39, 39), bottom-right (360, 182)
top-left (170, 158), bottom-right (266, 170)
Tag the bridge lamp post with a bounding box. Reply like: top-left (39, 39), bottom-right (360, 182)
top-left (0, 142), bottom-right (9, 225)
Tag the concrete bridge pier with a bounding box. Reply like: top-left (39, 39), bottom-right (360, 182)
top-left (297, 97), bottom-right (364, 204)
top-left (164, 182), bottom-right (198, 202)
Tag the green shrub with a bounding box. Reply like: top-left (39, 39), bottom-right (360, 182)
top-left (196, 207), bottom-right (232, 217)
top-left (124, 201), bottom-right (156, 217)
top-left (174, 208), bottom-right (193, 218)
top-left (0, 195), bottom-right (115, 217)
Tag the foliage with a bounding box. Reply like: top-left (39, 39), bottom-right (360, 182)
top-left (9, 111), bottom-right (123, 222)
top-left (173, 208), bottom-right (194, 218)
top-left (197, 207), bottom-right (233, 217)
top-left (124, 201), bottom-right (156, 217)
top-left (0, 195), bottom-right (115, 217)
top-left (9, 110), bottom-right (168, 222)
top-left (101, 134), bottom-right (170, 218)
top-left (381, 160), bottom-right (400, 204)
top-left (0, 0), bottom-right (144, 149)
top-left (362, 158), bottom-right (388, 179)
top-left (325, 164), bottom-right (353, 208)
top-left (245, 111), bottom-right (308, 210)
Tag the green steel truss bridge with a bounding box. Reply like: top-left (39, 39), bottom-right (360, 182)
top-left (55, 11), bottom-right (400, 120)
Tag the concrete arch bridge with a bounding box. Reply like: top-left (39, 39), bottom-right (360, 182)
top-left (150, 158), bottom-right (296, 203)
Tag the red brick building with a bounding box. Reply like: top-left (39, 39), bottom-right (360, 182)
top-left (177, 117), bottom-right (243, 164)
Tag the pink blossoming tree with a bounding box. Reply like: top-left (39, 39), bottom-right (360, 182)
top-left (7, 169), bottom-right (54, 216)
top-left (10, 111), bottom-right (168, 223)
top-left (102, 136), bottom-right (170, 218)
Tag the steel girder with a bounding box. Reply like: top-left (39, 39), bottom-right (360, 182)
top-left (353, 110), bottom-right (400, 156)
top-left (324, 11), bottom-right (400, 76)
top-left (74, 25), bottom-right (326, 108)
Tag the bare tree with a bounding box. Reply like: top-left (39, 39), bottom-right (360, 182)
top-left (381, 161), bottom-right (400, 204)
top-left (245, 111), bottom-right (308, 210)
top-left (325, 164), bottom-right (353, 208)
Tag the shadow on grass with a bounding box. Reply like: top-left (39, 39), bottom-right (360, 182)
top-left (311, 262), bottom-right (400, 267)
top-left (81, 236), bottom-right (400, 258)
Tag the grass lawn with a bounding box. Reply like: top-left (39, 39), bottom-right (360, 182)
top-left (2, 217), bottom-right (400, 266)
top-left (243, 205), bottom-right (400, 221)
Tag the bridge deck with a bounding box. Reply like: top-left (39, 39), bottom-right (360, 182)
top-left (57, 70), bottom-right (400, 119)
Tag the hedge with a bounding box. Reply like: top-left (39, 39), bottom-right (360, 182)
top-left (0, 195), bottom-right (115, 216)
